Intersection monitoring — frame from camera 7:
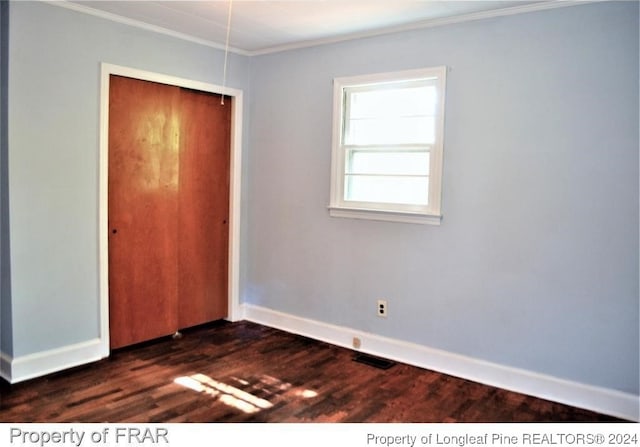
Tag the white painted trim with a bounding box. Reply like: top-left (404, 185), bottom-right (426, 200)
top-left (3, 339), bottom-right (104, 384)
top-left (99, 63), bottom-right (244, 352)
top-left (243, 303), bottom-right (640, 422)
top-left (248, 1), bottom-right (598, 55)
top-left (328, 206), bottom-right (442, 225)
top-left (226, 91), bottom-right (244, 322)
top-left (329, 67), bottom-right (446, 224)
top-left (43, 0), bottom-right (595, 57)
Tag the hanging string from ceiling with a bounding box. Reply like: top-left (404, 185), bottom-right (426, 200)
top-left (221, 0), bottom-right (234, 106)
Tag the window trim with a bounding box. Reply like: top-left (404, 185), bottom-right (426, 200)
top-left (328, 66), bottom-right (447, 225)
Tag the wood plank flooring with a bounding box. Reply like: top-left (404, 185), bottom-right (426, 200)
top-left (0, 321), bottom-right (623, 422)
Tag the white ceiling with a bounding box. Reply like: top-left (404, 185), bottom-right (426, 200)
top-left (62, 0), bottom-right (565, 55)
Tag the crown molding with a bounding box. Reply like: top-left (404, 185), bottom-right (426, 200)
top-left (44, 1), bottom-right (601, 57)
top-left (41, 1), bottom-right (599, 57)
top-left (249, 1), bottom-right (600, 56)
top-left (42, 0), bottom-right (251, 57)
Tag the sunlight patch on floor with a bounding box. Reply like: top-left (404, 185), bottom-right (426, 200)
top-left (296, 389), bottom-right (318, 398)
top-left (174, 373), bottom-right (272, 414)
top-left (194, 373), bottom-right (273, 409)
top-left (174, 373), bottom-right (319, 414)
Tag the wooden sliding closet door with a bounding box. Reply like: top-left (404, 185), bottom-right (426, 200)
top-left (108, 76), bottom-right (181, 349)
top-left (178, 88), bottom-right (230, 328)
top-left (108, 75), bottom-right (230, 349)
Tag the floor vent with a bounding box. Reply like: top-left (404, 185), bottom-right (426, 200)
top-left (353, 353), bottom-right (396, 370)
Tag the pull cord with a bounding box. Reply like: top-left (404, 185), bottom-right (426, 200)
top-left (221, 0), bottom-right (233, 106)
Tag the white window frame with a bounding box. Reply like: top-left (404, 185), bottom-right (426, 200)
top-left (328, 66), bottom-right (447, 225)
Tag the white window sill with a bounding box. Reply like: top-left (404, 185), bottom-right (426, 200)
top-left (328, 206), bottom-right (442, 225)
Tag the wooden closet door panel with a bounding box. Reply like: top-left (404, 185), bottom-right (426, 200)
top-left (108, 75), bottom-right (180, 349)
top-left (177, 90), bottom-right (230, 328)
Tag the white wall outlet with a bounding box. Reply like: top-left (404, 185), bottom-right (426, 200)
top-left (377, 299), bottom-right (388, 317)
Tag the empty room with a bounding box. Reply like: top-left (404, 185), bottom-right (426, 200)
top-left (0, 0), bottom-right (638, 427)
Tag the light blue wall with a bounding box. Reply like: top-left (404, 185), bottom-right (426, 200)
top-left (1, 0), bottom-right (10, 357)
top-left (6, 1), bottom-right (250, 357)
top-left (246, 2), bottom-right (639, 394)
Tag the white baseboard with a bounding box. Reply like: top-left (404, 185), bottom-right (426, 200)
top-left (2, 338), bottom-right (107, 384)
top-left (242, 303), bottom-right (639, 422)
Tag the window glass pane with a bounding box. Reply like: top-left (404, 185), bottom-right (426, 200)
top-left (349, 85), bottom-right (437, 119)
top-left (345, 175), bottom-right (429, 205)
top-left (348, 151), bottom-right (430, 176)
top-left (345, 116), bottom-right (436, 145)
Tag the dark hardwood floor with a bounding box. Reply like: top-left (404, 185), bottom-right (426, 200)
top-left (0, 321), bottom-right (623, 422)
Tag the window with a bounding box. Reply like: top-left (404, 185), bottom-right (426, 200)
top-left (329, 67), bottom-right (447, 225)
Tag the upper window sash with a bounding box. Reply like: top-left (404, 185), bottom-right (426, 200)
top-left (341, 78), bottom-right (440, 147)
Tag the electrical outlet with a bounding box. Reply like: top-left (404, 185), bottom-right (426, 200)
top-left (352, 337), bottom-right (361, 349)
top-left (377, 299), bottom-right (388, 317)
